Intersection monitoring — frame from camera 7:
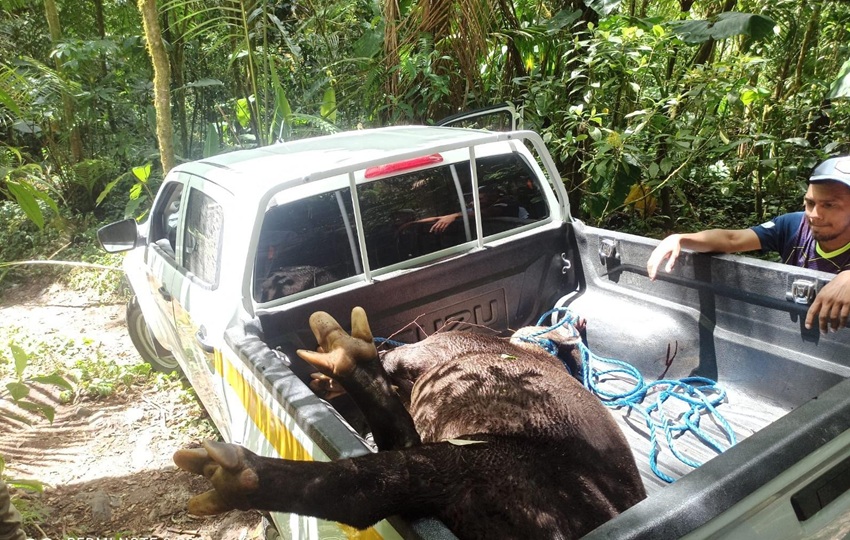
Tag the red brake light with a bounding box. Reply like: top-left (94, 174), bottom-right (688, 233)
top-left (364, 154), bottom-right (443, 179)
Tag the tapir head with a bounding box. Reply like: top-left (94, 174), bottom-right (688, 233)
top-left (260, 265), bottom-right (336, 301)
top-left (510, 321), bottom-right (585, 378)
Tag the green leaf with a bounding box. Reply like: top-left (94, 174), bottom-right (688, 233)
top-left (6, 180), bottom-right (44, 229)
top-left (352, 28), bottom-right (383, 58)
top-left (0, 87), bottom-right (21, 116)
top-left (31, 187), bottom-right (59, 215)
top-left (132, 163), bottom-right (151, 183)
top-left (32, 373), bottom-right (73, 392)
top-left (236, 98), bottom-right (251, 129)
top-left (827, 57), bottom-right (850, 100)
top-left (96, 176), bottom-right (122, 206)
top-left (320, 87), bottom-right (337, 122)
top-left (669, 12), bottom-right (775, 44)
top-left (543, 9), bottom-right (582, 34)
top-left (124, 195), bottom-right (145, 219)
top-left (10, 343), bottom-right (29, 377)
top-left (268, 62), bottom-right (292, 142)
top-left (612, 161), bottom-right (640, 207)
top-left (6, 478), bottom-right (44, 493)
top-left (278, 92), bottom-right (291, 122)
top-left (711, 12), bottom-right (775, 41)
top-left (6, 381), bottom-right (29, 401)
top-left (204, 123), bottom-right (220, 158)
top-left (648, 162), bottom-right (660, 178)
top-left (14, 400), bottom-right (55, 422)
top-left (740, 89), bottom-right (759, 106)
top-left (783, 137), bottom-right (810, 148)
top-left (129, 183), bottom-right (143, 200)
top-left (585, 0), bottom-right (621, 17)
top-left (183, 78), bottom-right (225, 89)
top-left (278, 88), bottom-right (292, 120)
top-left (825, 141), bottom-right (843, 153)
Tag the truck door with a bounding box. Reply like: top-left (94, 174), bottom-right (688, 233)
top-left (140, 179), bottom-right (185, 355)
top-left (170, 178), bottom-right (233, 441)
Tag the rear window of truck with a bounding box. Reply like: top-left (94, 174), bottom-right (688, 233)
top-left (254, 153), bottom-right (549, 302)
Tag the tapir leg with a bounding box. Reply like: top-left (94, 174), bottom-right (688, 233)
top-left (174, 438), bottom-right (621, 538)
top-left (175, 440), bottom-right (453, 526)
top-left (296, 307), bottom-right (421, 450)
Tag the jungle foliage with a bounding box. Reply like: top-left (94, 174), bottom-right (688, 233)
top-left (0, 0), bottom-right (849, 242)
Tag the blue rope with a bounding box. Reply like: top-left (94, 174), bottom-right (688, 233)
top-left (532, 307), bottom-right (738, 483)
top-left (374, 337), bottom-right (407, 348)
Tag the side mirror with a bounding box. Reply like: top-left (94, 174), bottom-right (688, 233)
top-left (97, 219), bottom-right (141, 253)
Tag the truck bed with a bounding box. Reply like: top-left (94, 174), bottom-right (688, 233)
top-left (572, 223), bottom-right (850, 538)
top-left (241, 220), bottom-right (850, 539)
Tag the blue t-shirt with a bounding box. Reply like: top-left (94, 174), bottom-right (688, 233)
top-left (751, 212), bottom-right (850, 273)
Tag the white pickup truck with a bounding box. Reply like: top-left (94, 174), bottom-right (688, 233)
top-left (98, 114), bottom-right (850, 539)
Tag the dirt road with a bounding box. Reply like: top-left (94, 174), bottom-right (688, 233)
top-left (0, 281), bottom-right (265, 539)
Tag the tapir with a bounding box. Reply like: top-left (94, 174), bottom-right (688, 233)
top-left (173, 307), bottom-right (646, 539)
top-left (260, 265), bottom-right (336, 302)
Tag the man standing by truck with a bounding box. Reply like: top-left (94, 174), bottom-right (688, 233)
top-left (647, 155), bottom-right (850, 335)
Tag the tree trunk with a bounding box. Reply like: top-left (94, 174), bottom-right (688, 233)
top-left (164, 7), bottom-right (189, 157)
top-left (138, 0), bottom-right (176, 173)
top-left (382, 0), bottom-right (401, 122)
top-left (93, 0), bottom-right (118, 137)
top-left (792, 3), bottom-right (822, 95)
top-left (44, 0), bottom-right (83, 163)
top-left (772, 24), bottom-right (798, 101)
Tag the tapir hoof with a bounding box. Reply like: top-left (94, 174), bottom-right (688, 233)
top-left (296, 307), bottom-right (379, 378)
top-left (173, 441), bottom-right (260, 515)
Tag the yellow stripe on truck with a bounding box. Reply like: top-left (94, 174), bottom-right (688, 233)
top-left (215, 349), bottom-right (386, 540)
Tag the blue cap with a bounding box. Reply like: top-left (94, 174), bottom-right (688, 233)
top-left (809, 156), bottom-right (850, 188)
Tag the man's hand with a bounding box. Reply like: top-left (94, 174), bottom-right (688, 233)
top-left (647, 234), bottom-right (683, 281)
top-left (429, 213), bottom-right (460, 233)
top-left (806, 270), bottom-right (850, 333)
top-left (646, 229), bottom-right (761, 281)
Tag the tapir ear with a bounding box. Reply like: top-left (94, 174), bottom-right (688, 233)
top-left (350, 306), bottom-right (374, 343)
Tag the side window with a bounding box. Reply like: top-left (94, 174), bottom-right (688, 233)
top-left (471, 153), bottom-right (550, 234)
top-left (360, 167), bottom-right (467, 268)
top-left (360, 153), bottom-right (549, 269)
top-left (182, 188), bottom-right (223, 287)
top-left (148, 182), bottom-right (184, 258)
top-left (254, 189), bottom-right (358, 302)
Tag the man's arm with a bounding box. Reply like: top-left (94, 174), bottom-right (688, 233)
top-left (647, 228), bottom-right (762, 280)
top-left (806, 270), bottom-right (850, 333)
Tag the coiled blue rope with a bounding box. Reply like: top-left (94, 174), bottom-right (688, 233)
top-left (526, 307), bottom-right (738, 483)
